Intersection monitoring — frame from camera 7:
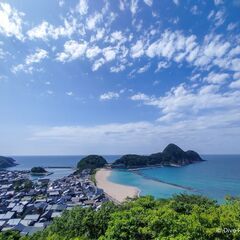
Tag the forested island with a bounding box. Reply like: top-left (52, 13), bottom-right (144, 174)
top-left (76, 144), bottom-right (203, 171)
top-left (112, 143), bottom-right (203, 168)
top-left (0, 156), bottom-right (17, 168)
top-left (77, 155), bottom-right (107, 171)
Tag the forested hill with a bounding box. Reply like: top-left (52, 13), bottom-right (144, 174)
top-left (112, 143), bottom-right (203, 168)
top-left (0, 156), bottom-right (17, 168)
top-left (2, 194), bottom-right (240, 240)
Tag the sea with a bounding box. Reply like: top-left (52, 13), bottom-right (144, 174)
top-left (8, 155), bottom-right (240, 202)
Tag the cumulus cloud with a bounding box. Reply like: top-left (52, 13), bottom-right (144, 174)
top-left (102, 47), bottom-right (117, 61)
top-left (86, 46), bottom-right (101, 59)
top-left (130, 83), bottom-right (240, 124)
top-left (86, 13), bottom-right (102, 30)
top-left (0, 2), bottom-right (24, 40)
top-left (229, 80), bottom-right (240, 89)
top-left (131, 40), bottom-right (144, 58)
top-left (12, 49), bottom-right (48, 74)
top-left (100, 91), bottom-right (120, 101)
top-left (76, 0), bottom-right (88, 15)
top-left (56, 40), bottom-right (87, 62)
top-left (203, 72), bottom-right (229, 84)
top-left (27, 19), bottom-right (77, 40)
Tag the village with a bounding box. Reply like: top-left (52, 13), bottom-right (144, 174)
top-left (0, 169), bottom-right (108, 236)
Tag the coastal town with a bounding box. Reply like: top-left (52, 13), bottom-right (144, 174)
top-left (0, 169), bottom-right (108, 236)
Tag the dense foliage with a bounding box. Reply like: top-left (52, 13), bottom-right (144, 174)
top-left (113, 143), bottom-right (203, 168)
top-left (77, 155), bottom-right (107, 171)
top-left (31, 167), bottom-right (47, 174)
top-left (0, 156), bottom-right (17, 168)
top-left (2, 194), bottom-right (240, 240)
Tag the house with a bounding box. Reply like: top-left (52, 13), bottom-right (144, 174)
top-left (1, 211), bottom-right (15, 220)
top-left (24, 214), bottom-right (40, 222)
top-left (0, 220), bottom-right (6, 230)
top-left (7, 218), bottom-right (21, 226)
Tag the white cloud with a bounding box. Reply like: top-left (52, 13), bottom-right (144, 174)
top-left (56, 40), bottom-right (87, 62)
top-left (229, 80), bottom-right (240, 89)
top-left (66, 91), bottom-right (73, 96)
top-left (12, 49), bottom-right (48, 74)
top-left (131, 83), bottom-right (240, 123)
top-left (103, 47), bottom-right (117, 61)
top-left (86, 13), bottom-right (102, 30)
top-left (173, 0), bottom-right (179, 5)
top-left (131, 40), bottom-right (144, 58)
top-left (208, 10), bottom-right (225, 27)
top-left (59, 0), bottom-right (65, 7)
top-left (204, 72), bottom-right (229, 84)
top-left (110, 65), bottom-right (126, 73)
top-left (214, 0), bottom-right (224, 5)
top-left (76, 0), bottom-right (88, 15)
top-left (0, 2), bottom-right (24, 40)
top-left (29, 114), bottom-right (240, 155)
top-left (110, 31), bottom-right (126, 43)
top-left (92, 58), bottom-right (105, 71)
top-left (86, 46), bottom-right (101, 59)
top-left (155, 61), bottom-right (170, 72)
top-left (227, 22), bottom-right (238, 31)
top-left (27, 19), bottom-right (77, 40)
top-left (25, 49), bottom-right (48, 65)
top-left (47, 90), bottom-right (54, 95)
top-left (144, 0), bottom-right (153, 6)
top-left (119, 0), bottom-right (126, 11)
top-left (100, 91), bottom-right (120, 101)
top-left (137, 63), bottom-right (150, 73)
top-left (130, 0), bottom-right (138, 15)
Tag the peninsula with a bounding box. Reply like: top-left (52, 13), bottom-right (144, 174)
top-left (0, 156), bottom-right (17, 168)
top-left (112, 143), bottom-right (203, 168)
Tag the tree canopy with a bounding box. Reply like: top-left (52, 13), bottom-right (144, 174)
top-left (2, 194), bottom-right (240, 240)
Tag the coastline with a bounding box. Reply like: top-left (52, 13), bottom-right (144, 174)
top-left (95, 168), bottom-right (140, 203)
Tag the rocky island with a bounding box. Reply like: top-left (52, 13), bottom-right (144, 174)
top-left (112, 143), bottom-right (204, 168)
top-left (0, 156), bottom-right (17, 168)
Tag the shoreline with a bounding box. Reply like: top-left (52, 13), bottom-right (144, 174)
top-left (95, 168), bottom-right (140, 203)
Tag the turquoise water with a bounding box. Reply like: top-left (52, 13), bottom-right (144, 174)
top-left (7, 155), bottom-right (240, 201)
top-left (108, 155), bottom-right (240, 202)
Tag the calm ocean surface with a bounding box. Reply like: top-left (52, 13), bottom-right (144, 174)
top-left (9, 155), bottom-right (240, 202)
top-left (108, 155), bottom-right (240, 202)
top-left (10, 155), bottom-right (120, 181)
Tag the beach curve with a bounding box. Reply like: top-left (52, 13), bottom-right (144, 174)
top-left (96, 168), bottom-right (140, 203)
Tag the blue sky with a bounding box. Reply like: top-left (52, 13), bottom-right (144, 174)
top-left (0, 0), bottom-right (240, 155)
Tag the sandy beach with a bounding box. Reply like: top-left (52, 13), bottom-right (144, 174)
top-left (96, 168), bottom-right (140, 203)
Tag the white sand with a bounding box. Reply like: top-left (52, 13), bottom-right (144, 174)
top-left (96, 168), bottom-right (140, 203)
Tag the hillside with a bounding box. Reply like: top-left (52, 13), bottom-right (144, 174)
top-left (77, 155), bottom-right (107, 171)
top-left (0, 156), bottom-right (17, 168)
top-left (112, 143), bottom-right (203, 168)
